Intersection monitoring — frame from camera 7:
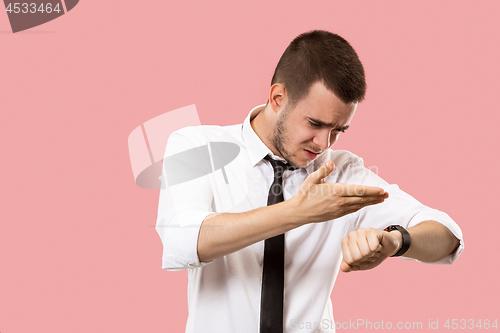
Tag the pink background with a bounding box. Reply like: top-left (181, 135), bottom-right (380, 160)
top-left (1, 1), bottom-right (499, 332)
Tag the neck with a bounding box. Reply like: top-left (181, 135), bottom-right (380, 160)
top-left (250, 104), bottom-right (282, 158)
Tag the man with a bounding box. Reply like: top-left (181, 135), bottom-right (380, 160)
top-left (156, 30), bottom-right (463, 333)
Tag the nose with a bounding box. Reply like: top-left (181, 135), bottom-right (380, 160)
top-left (312, 129), bottom-right (336, 150)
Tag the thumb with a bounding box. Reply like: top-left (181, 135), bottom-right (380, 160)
top-left (308, 160), bottom-right (334, 184)
top-left (340, 259), bottom-right (352, 272)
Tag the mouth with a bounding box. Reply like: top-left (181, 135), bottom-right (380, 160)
top-left (304, 149), bottom-right (320, 160)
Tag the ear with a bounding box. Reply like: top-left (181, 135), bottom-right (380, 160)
top-left (268, 84), bottom-right (287, 114)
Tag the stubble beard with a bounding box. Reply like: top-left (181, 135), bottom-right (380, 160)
top-left (271, 107), bottom-right (298, 167)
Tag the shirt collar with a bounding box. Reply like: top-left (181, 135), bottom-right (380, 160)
top-left (242, 105), bottom-right (314, 174)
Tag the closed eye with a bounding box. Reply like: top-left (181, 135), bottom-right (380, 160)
top-left (310, 121), bottom-right (346, 133)
top-left (308, 118), bottom-right (349, 132)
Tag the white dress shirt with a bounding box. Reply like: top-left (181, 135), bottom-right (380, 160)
top-left (156, 105), bottom-right (464, 333)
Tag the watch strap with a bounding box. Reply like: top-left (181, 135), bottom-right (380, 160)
top-left (384, 225), bottom-right (411, 257)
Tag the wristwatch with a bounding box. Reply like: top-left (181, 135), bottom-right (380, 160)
top-left (384, 225), bottom-right (411, 257)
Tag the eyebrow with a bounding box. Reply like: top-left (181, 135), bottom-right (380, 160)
top-left (307, 117), bottom-right (350, 131)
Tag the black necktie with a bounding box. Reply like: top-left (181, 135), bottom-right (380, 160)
top-left (260, 155), bottom-right (295, 333)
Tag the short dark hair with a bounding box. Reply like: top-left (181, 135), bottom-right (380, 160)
top-left (271, 30), bottom-right (366, 105)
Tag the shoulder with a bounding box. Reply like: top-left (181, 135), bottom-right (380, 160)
top-left (169, 123), bottom-right (243, 147)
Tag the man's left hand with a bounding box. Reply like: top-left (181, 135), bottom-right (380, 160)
top-left (340, 228), bottom-right (402, 272)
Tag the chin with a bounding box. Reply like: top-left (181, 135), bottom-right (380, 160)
top-left (292, 158), bottom-right (310, 169)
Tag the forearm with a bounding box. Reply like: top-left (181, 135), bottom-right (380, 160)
top-left (197, 163), bottom-right (388, 263)
top-left (197, 200), bottom-right (304, 262)
top-left (403, 220), bottom-right (460, 262)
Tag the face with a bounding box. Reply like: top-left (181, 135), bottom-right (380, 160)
top-left (270, 81), bottom-right (357, 168)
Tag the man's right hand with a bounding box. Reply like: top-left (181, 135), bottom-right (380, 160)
top-left (289, 160), bottom-right (388, 223)
top-left (198, 160), bottom-right (388, 262)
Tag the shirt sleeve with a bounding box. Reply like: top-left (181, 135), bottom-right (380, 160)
top-left (333, 151), bottom-right (464, 265)
top-left (155, 127), bottom-right (215, 271)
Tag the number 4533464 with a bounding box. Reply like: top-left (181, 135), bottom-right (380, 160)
top-left (5, 3), bottom-right (62, 14)
top-left (444, 319), bottom-right (498, 330)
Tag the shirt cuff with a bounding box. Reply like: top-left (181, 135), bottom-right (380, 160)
top-left (157, 209), bottom-right (214, 271)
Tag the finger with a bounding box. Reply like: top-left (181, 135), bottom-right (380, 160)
top-left (341, 237), bottom-right (354, 266)
top-left (340, 184), bottom-right (388, 197)
top-left (343, 196), bottom-right (387, 210)
top-left (367, 231), bottom-right (383, 253)
top-left (308, 160), bottom-right (335, 184)
top-left (356, 233), bottom-right (374, 261)
top-left (347, 234), bottom-right (363, 263)
top-left (334, 201), bottom-right (382, 218)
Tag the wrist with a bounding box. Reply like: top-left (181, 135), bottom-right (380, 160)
top-left (387, 230), bottom-right (403, 256)
top-left (280, 198), bottom-right (308, 228)
top-left (385, 225), bottom-right (411, 257)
